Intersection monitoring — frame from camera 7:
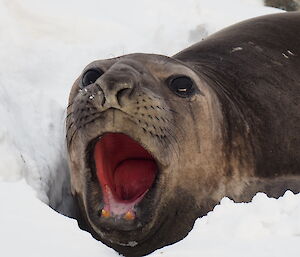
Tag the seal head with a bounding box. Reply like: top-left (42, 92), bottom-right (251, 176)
top-left (67, 54), bottom-right (224, 256)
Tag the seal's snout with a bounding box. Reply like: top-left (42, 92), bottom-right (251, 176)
top-left (93, 63), bottom-right (139, 110)
top-left (95, 77), bottom-right (134, 109)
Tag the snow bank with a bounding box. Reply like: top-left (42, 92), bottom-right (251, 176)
top-left (0, 180), bottom-right (117, 257)
top-left (1, 181), bottom-right (300, 257)
top-left (153, 192), bottom-right (300, 256)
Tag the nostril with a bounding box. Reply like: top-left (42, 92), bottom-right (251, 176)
top-left (116, 88), bottom-right (131, 106)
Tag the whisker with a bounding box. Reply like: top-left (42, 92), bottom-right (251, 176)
top-left (165, 108), bottom-right (179, 114)
top-left (168, 120), bottom-right (185, 140)
top-left (65, 111), bottom-right (73, 120)
top-left (67, 101), bottom-right (74, 109)
top-left (67, 126), bottom-right (79, 149)
top-left (82, 114), bottom-right (104, 128)
top-left (164, 129), bottom-right (180, 160)
top-left (161, 135), bottom-right (179, 163)
top-left (66, 121), bottom-right (75, 133)
top-left (157, 138), bottom-right (173, 164)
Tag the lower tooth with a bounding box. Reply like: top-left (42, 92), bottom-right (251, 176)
top-left (124, 211), bottom-right (135, 220)
top-left (101, 209), bottom-right (110, 218)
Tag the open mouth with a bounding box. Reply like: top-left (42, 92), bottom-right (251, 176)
top-left (93, 133), bottom-right (158, 217)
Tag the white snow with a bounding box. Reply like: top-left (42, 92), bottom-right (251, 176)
top-left (1, 180), bottom-right (300, 257)
top-left (0, 180), bottom-right (116, 257)
top-left (152, 193), bottom-right (300, 257)
top-left (1, 0), bottom-right (298, 256)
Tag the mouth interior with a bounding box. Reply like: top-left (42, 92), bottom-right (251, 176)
top-left (94, 133), bottom-right (158, 204)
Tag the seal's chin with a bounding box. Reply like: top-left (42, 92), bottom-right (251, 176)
top-left (93, 133), bottom-right (158, 217)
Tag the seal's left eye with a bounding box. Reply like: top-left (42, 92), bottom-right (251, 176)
top-left (81, 69), bottom-right (103, 88)
top-left (168, 76), bottom-right (195, 97)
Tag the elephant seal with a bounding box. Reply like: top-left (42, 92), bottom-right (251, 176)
top-left (66, 12), bottom-right (300, 256)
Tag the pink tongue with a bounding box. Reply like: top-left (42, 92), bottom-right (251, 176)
top-left (114, 159), bottom-right (157, 201)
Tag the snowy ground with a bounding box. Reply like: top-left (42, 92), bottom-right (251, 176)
top-left (2, 180), bottom-right (300, 257)
top-left (1, 0), bottom-right (299, 256)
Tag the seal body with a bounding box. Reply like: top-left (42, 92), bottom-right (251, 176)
top-left (66, 12), bottom-right (300, 256)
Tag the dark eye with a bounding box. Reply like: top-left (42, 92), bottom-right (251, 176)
top-left (81, 69), bottom-right (103, 88)
top-left (168, 76), bottom-right (195, 97)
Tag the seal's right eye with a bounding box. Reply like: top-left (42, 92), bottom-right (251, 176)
top-left (81, 69), bottom-right (104, 88)
top-left (168, 76), bottom-right (196, 98)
